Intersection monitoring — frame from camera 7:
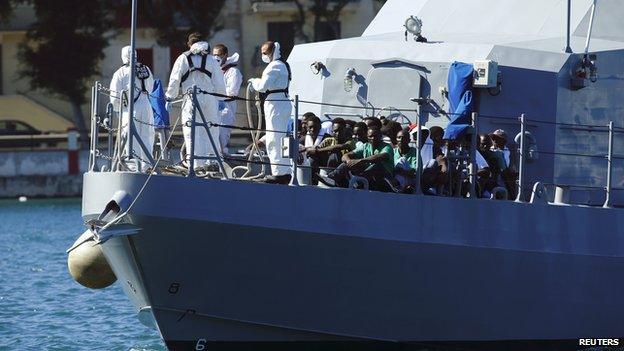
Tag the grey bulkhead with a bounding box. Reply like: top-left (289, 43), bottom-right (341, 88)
top-left (556, 49), bottom-right (624, 205)
top-left (288, 39), bottom-right (624, 207)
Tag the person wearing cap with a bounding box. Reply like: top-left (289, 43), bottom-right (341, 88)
top-left (491, 128), bottom-right (513, 166)
top-left (249, 41), bottom-right (292, 184)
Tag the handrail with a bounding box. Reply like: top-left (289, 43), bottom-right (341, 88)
top-left (86, 80), bottom-right (623, 206)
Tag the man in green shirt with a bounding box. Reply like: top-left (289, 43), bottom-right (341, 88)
top-left (322, 127), bottom-right (394, 191)
top-left (393, 127), bottom-right (421, 192)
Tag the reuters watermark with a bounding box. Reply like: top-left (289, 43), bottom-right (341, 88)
top-left (578, 338), bottom-right (621, 346)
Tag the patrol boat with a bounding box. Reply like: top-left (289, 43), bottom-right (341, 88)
top-left (69, 0), bottom-right (624, 350)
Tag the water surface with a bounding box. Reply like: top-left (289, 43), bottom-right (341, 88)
top-left (0, 198), bottom-right (165, 350)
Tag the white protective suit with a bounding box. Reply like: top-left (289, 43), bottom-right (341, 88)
top-left (249, 43), bottom-right (292, 176)
top-left (219, 53), bottom-right (243, 154)
top-left (110, 46), bottom-right (155, 170)
top-left (166, 41), bottom-right (226, 169)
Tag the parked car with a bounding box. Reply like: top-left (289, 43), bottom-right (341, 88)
top-left (0, 120), bottom-right (48, 148)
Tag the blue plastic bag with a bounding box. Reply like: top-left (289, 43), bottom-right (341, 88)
top-left (149, 79), bottom-right (170, 129)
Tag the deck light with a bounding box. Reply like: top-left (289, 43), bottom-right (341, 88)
top-left (404, 16), bottom-right (427, 42)
top-left (344, 68), bottom-right (356, 92)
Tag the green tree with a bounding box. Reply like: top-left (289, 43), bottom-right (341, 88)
top-left (17, 0), bottom-right (117, 147)
top-left (141, 0), bottom-right (227, 50)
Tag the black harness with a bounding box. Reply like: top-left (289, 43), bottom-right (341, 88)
top-left (121, 62), bottom-right (151, 106)
top-left (259, 58), bottom-right (292, 104)
top-left (181, 52), bottom-right (212, 85)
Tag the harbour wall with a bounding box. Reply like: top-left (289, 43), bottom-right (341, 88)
top-left (0, 150), bottom-right (88, 198)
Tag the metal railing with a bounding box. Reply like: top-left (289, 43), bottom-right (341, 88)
top-left (88, 80), bottom-right (622, 207)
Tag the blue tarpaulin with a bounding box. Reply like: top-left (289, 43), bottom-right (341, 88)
top-left (444, 61), bottom-right (474, 140)
top-left (149, 79), bottom-right (169, 129)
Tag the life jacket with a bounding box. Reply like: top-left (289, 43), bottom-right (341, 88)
top-left (180, 51), bottom-right (212, 85)
top-left (259, 58), bottom-right (292, 104)
top-left (121, 62), bottom-right (151, 106)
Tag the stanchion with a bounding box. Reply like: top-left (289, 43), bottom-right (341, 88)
top-left (469, 112), bottom-right (478, 198)
top-left (127, 0), bottom-right (138, 164)
top-left (89, 84), bottom-right (96, 171)
top-left (114, 89), bottom-right (125, 171)
top-left (604, 120), bottom-right (614, 208)
top-left (410, 97), bottom-right (430, 195)
top-left (290, 95), bottom-right (300, 186)
top-left (188, 86), bottom-right (197, 178)
top-left (414, 112), bottom-right (422, 195)
top-left (105, 103), bottom-right (114, 170)
top-left (515, 113), bottom-right (526, 202)
top-left (191, 90), bottom-right (228, 179)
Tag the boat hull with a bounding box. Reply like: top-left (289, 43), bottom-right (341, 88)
top-left (82, 172), bottom-right (624, 350)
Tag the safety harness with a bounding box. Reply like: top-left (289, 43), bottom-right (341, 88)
top-left (259, 58), bottom-right (292, 105)
top-left (121, 62), bottom-right (151, 106)
top-left (180, 52), bottom-right (212, 85)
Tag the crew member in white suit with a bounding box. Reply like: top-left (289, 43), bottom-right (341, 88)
top-left (249, 41), bottom-right (293, 184)
top-left (166, 32), bottom-right (226, 171)
top-left (110, 46), bottom-right (155, 172)
top-left (213, 44), bottom-right (243, 155)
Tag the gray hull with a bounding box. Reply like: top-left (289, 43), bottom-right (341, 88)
top-left (82, 172), bottom-right (624, 350)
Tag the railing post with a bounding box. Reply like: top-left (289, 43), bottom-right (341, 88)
top-left (469, 112), bottom-right (478, 198)
top-left (106, 103), bottom-right (114, 170)
top-left (114, 89), bottom-right (125, 171)
top-left (188, 86), bottom-right (197, 178)
top-left (191, 89), bottom-right (228, 179)
top-left (127, 0), bottom-right (138, 164)
top-left (603, 120), bottom-right (614, 208)
top-left (516, 113), bottom-right (526, 202)
top-left (92, 82), bottom-right (101, 171)
top-left (289, 95), bottom-right (300, 186)
top-left (414, 110), bottom-right (422, 195)
top-left (89, 84), bottom-right (96, 171)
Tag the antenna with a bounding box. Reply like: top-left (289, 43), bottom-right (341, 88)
top-left (584, 0), bottom-right (598, 57)
top-left (564, 0), bottom-right (572, 53)
top-left (127, 0), bottom-right (138, 157)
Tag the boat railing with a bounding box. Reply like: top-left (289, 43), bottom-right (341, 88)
top-left (88, 81), bottom-right (623, 208)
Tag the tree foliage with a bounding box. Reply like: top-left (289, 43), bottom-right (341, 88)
top-left (292, 0), bottom-right (352, 42)
top-left (17, 0), bottom-right (117, 143)
top-left (19, 1), bottom-right (114, 106)
top-left (140, 0), bottom-right (227, 50)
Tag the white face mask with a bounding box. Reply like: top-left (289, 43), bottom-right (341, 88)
top-left (262, 54), bottom-right (271, 64)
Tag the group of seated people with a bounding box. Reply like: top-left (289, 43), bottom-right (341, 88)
top-left (295, 112), bottom-right (519, 199)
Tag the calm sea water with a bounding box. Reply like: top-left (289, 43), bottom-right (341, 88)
top-left (0, 198), bottom-right (166, 351)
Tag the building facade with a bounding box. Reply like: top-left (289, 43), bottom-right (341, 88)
top-left (0, 0), bottom-right (379, 133)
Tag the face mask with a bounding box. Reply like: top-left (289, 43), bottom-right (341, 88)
top-left (213, 55), bottom-right (222, 63)
top-left (262, 54), bottom-right (271, 64)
